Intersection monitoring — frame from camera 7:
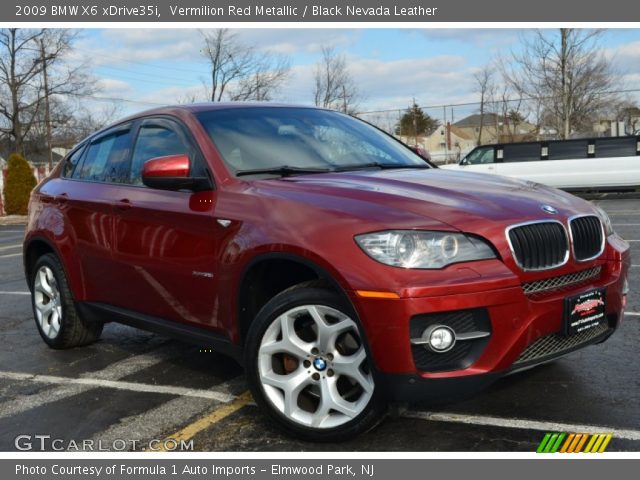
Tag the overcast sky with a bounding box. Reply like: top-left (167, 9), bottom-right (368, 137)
top-left (70, 28), bottom-right (640, 123)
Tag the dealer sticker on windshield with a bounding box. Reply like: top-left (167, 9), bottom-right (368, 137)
top-left (564, 288), bottom-right (606, 336)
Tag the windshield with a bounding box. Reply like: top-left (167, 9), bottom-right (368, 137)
top-left (195, 107), bottom-right (428, 176)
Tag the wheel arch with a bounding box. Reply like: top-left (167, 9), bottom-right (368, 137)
top-left (23, 235), bottom-right (84, 299)
top-left (236, 252), bottom-right (357, 346)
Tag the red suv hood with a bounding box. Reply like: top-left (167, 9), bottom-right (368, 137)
top-left (256, 168), bottom-right (595, 232)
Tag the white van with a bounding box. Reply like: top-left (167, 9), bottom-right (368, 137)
top-left (441, 136), bottom-right (640, 190)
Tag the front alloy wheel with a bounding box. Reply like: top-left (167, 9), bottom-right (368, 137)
top-left (245, 285), bottom-right (385, 441)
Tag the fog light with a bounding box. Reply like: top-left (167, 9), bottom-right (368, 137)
top-left (425, 325), bottom-right (456, 353)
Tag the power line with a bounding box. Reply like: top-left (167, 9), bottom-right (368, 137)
top-left (357, 88), bottom-right (640, 116)
top-left (74, 48), bottom-right (207, 75)
top-left (65, 92), bottom-right (166, 107)
top-left (93, 64), bottom-right (204, 87)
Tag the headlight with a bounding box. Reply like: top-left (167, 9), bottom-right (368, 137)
top-left (595, 207), bottom-right (614, 236)
top-left (355, 230), bottom-right (496, 269)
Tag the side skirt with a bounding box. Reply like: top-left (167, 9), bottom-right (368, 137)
top-left (77, 302), bottom-right (243, 362)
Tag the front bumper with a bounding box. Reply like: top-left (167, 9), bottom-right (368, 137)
top-left (349, 237), bottom-right (629, 402)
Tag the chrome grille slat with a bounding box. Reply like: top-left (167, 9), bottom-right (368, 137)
top-left (514, 322), bottom-right (610, 365)
top-left (521, 266), bottom-right (602, 295)
top-left (570, 215), bottom-right (604, 261)
top-left (507, 221), bottom-right (569, 271)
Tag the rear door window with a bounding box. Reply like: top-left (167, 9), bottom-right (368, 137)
top-left (73, 127), bottom-right (133, 183)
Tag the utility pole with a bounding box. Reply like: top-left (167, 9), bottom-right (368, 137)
top-left (40, 38), bottom-right (53, 170)
top-left (342, 85), bottom-right (347, 113)
top-left (443, 105), bottom-right (448, 161)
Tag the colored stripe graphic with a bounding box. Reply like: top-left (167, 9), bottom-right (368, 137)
top-left (559, 433), bottom-right (575, 453)
top-left (575, 433), bottom-right (589, 452)
top-left (537, 433), bottom-right (612, 453)
top-left (598, 434), bottom-right (613, 453)
top-left (536, 433), bottom-right (552, 453)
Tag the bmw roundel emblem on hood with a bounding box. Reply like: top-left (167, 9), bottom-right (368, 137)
top-left (541, 204), bottom-right (558, 215)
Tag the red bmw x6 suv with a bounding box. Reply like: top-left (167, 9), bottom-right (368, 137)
top-left (24, 104), bottom-right (630, 441)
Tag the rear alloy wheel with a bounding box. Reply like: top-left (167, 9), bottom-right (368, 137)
top-left (33, 265), bottom-right (63, 339)
top-left (245, 285), bottom-right (385, 441)
top-left (31, 253), bottom-right (103, 349)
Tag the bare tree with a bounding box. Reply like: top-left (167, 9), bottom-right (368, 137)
top-left (230, 55), bottom-right (290, 102)
top-left (495, 86), bottom-right (529, 142)
top-left (313, 47), bottom-right (359, 114)
top-left (0, 28), bottom-right (46, 154)
top-left (0, 28), bottom-right (95, 156)
top-left (473, 65), bottom-right (495, 145)
top-left (200, 29), bottom-right (290, 102)
top-left (502, 29), bottom-right (617, 139)
top-left (58, 103), bottom-right (122, 145)
top-left (604, 98), bottom-right (640, 135)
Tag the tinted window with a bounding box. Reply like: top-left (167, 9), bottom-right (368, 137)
top-left (62, 145), bottom-right (85, 178)
top-left (502, 143), bottom-right (540, 162)
top-left (548, 140), bottom-right (588, 160)
top-left (595, 137), bottom-right (637, 158)
top-left (464, 147), bottom-right (494, 165)
top-left (130, 125), bottom-right (189, 185)
top-left (73, 130), bottom-right (132, 182)
top-left (195, 107), bottom-right (426, 175)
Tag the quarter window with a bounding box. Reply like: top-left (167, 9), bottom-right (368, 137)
top-left (62, 145), bottom-right (85, 178)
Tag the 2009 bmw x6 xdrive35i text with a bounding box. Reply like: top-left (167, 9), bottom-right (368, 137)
top-left (23, 104), bottom-right (630, 441)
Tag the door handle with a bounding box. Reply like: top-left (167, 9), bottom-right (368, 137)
top-left (55, 193), bottom-right (68, 204)
top-left (114, 199), bottom-right (132, 211)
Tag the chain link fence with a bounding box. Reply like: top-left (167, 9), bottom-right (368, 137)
top-left (356, 95), bottom-right (640, 165)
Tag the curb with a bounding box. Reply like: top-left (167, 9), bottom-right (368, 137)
top-left (574, 191), bottom-right (640, 201)
top-left (0, 215), bottom-right (28, 226)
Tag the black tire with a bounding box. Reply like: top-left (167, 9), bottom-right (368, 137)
top-left (30, 253), bottom-right (103, 349)
top-left (244, 284), bottom-right (387, 441)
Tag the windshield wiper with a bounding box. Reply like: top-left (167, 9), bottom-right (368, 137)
top-left (235, 166), bottom-right (332, 177)
top-left (333, 162), bottom-right (429, 172)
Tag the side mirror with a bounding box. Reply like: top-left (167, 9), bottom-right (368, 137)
top-left (142, 154), bottom-right (210, 192)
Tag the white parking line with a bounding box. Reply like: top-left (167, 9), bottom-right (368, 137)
top-left (0, 253), bottom-right (21, 259)
top-left (0, 244), bottom-right (21, 251)
top-left (0, 230), bottom-right (24, 233)
top-left (0, 346), bottom-right (182, 419)
top-left (3, 367), bottom-right (639, 441)
top-left (400, 410), bottom-right (640, 441)
top-left (624, 312), bottom-right (640, 317)
top-left (0, 371), bottom-right (235, 403)
top-left (0, 291), bottom-right (29, 295)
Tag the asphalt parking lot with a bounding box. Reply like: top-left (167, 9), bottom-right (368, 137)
top-left (0, 198), bottom-right (639, 452)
